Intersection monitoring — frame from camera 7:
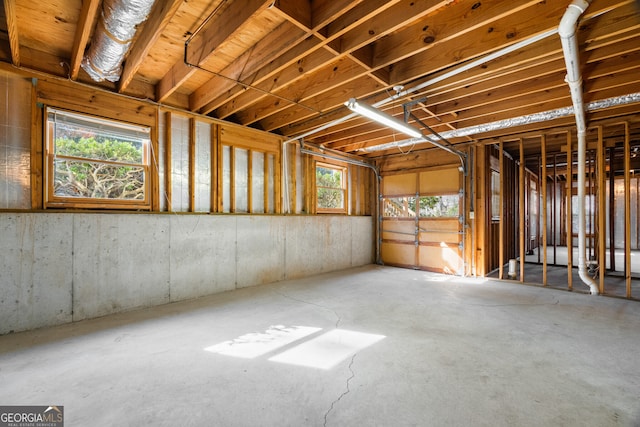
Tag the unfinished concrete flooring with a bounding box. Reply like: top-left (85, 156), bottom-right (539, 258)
top-left (1, 265), bottom-right (639, 426)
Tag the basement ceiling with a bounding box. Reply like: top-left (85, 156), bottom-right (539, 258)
top-left (2, 0), bottom-right (640, 159)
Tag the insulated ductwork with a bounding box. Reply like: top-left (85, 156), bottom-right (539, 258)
top-left (82, 0), bottom-right (157, 82)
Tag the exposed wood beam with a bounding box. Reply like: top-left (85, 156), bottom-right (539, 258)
top-left (205, 0), bottom-right (417, 117)
top-left (274, 0), bottom-right (364, 32)
top-left (273, 0), bottom-right (312, 30)
top-left (420, 55), bottom-right (640, 126)
top-left (198, 0), bottom-right (387, 116)
top-left (234, 56), bottom-right (367, 125)
top-left (273, 0), bottom-right (389, 88)
top-left (3, 0), bottom-right (20, 66)
top-left (186, 0), bottom-right (271, 66)
top-left (371, 0), bottom-right (541, 69)
top-left (119, 0), bottom-right (184, 93)
top-left (317, 123), bottom-right (390, 145)
top-left (356, 104), bottom-right (640, 156)
top-left (388, 1), bottom-right (569, 84)
top-left (405, 29), bottom-right (640, 111)
top-left (448, 78), bottom-right (640, 130)
top-left (156, 61), bottom-right (192, 103)
top-left (390, 0), bottom-right (634, 84)
top-left (262, 0), bottom-right (635, 135)
top-left (425, 38), bottom-right (640, 112)
top-left (255, 0), bottom-right (558, 131)
top-left (156, 0), bottom-right (271, 102)
top-left (260, 76), bottom-right (384, 131)
top-left (312, 0), bottom-right (364, 29)
top-left (70, 0), bottom-right (100, 80)
top-left (205, 38), bottom-right (334, 116)
top-left (336, 0), bottom-right (449, 57)
top-left (189, 22), bottom-right (306, 111)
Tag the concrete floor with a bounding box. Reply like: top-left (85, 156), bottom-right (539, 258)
top-left (1, 265), bottom-right (640, 427)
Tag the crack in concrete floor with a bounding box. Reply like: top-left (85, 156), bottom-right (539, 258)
top-left (324, 353), bottom-right (356, 427)
top-left (272, 288), bottom-right (342, 328)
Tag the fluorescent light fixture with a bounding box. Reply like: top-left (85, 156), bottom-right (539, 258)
top-left (345, 98), bottom-right (423, 139)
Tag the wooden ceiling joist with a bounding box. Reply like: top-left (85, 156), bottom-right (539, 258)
top-left (69, 0), bottom-right (99, 80)
top-left (157, 0), bottom-right (272, 102)
top-left (119, 0), bottom-right (184, 93)
top-left (189, 21), bottom-right (307, 112)
top-left (4, 0), bottom-right (640, 158)
top-left (3, 0), bottom-right (20, 66)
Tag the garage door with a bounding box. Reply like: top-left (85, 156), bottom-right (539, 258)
top-left (381, 168), bottom-right (462, 273)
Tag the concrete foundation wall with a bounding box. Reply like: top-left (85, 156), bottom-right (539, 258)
top-left (0, 213), bottom-right (374, 334)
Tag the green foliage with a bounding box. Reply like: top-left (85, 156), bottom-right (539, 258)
top-left (56, 136), bottom-right (142, 163)
top-left (419, 195), bottom-right (459, 217)
top-left (316, 167), bottom-right (343, 209)
top-left (54, 137), bottom-right (144, 200)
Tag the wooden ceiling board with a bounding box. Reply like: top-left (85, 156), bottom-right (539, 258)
top-left (138, 0), bottom-right (224, 82)
top-left (16, 0), bottom-right (79, 59)
top-left (2, 0), bottom-right (639, 158)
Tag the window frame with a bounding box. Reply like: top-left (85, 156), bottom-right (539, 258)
top-left (44, 107), bottom-right (151, 210)
top-left (490, 169), bottom-right (501, 221)
top-left (315, 162), bottom-right (348, 214)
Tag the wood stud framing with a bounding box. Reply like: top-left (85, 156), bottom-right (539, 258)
top-left (189, 118), bottom-right (196, 212)
top-left (216, 127), bottom-right (224, 212)
top-left (541, 135), bottom-right (547, 286)
top-left (211, 124), bottom-right (219, 213)
top-left (624, 122), bottom-right (632, 298)
top-left (151, 108), bottom-right (160, 211)
top-left (164, 111), bottom-right (173, 211)
top-left (519, 139), bottom-right (525, 283)
top-left (597, 127), bottom-right (606, 294)
top-left (499, 142), bottom-right (504, 280)
top-left (4, 0), bottom-right (640, 297)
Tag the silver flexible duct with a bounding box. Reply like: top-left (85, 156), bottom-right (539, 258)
top-left (82, 0), bottom-right (157, 82)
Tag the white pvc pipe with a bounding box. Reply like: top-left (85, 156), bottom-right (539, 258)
top-left (508, 259), bottom-right (517, 279)
top-left (282, 29), bottom-right (559, 146)
top-left (559, 0), bottom-right (598, 295)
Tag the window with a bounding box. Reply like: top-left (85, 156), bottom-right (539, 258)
top-left (46, 108), bottom-right (150, 209)
top-left (418, 195), bottom-right (459, 218)
top-left (383, 196), bottom-right (417, 218)
top-left (316, 163), bottom-right (346, 213)
top-left (382, 195), bottom-right (458, 218)
top-left (491, 170), bottom-right (500, 221)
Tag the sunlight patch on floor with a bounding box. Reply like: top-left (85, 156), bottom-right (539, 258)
top-left (269, 329), bottom-right (386, 370)
top-left (204, 325), bottom-right (321, 359)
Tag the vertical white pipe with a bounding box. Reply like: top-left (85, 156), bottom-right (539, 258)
top-left (559, 0), bottom-right (598, 294)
